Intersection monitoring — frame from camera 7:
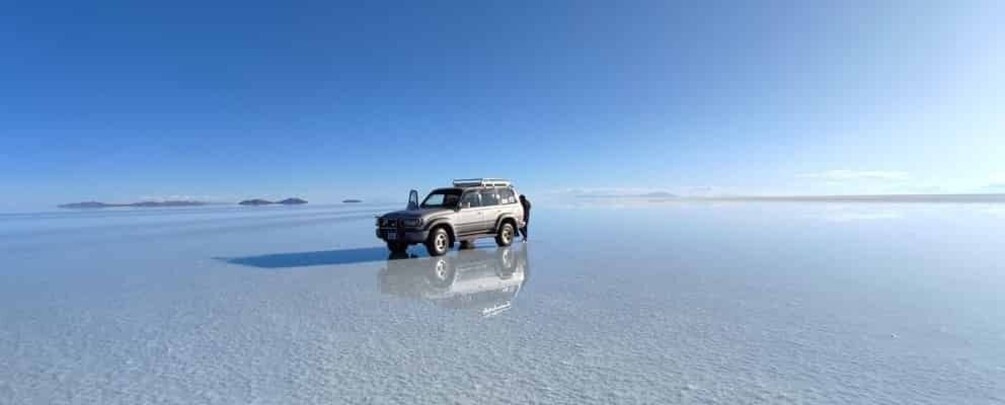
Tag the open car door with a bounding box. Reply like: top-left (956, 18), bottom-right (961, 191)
top-left (407, 189), bottom-right (419, 210)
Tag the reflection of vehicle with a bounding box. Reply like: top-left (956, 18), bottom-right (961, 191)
top-left (378, 246), bottom-right (530, 317)
top-left (375, 178), bottom-right (525, 256)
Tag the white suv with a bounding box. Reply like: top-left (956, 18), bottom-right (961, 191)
top-left (376, 178), bottom-right (525, 256)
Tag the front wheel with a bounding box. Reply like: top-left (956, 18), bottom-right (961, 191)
top-left (425, 227), bottom-right (451, 256)
top-left (495, 222), bottom-right (515, 247)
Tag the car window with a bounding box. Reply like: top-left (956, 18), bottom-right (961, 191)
top-left (460, 191), bottom-right (482, 208)
top-left (421, 189), bottom-right (462, 208)
top-left (499, 188), bottom-right (516, 204)
top-left (480, 189), bottom-right (500, 206)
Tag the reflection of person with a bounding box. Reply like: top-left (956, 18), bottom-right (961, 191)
top-left (518, 195), bottom-right (531, 241)
top-left (517, 244), bottom-right (530, 285)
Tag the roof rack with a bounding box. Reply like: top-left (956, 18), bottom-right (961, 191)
top-left (452, 178), bottom-right (512, 188)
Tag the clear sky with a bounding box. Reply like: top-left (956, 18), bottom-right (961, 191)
top-left (2, 0), bottom-right (1003, 210)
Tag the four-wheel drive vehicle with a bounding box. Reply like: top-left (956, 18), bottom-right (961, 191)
top-left (376, 178), bottom-right (524, 256)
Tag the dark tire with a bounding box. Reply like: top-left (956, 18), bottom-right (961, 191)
top-left (425, 227), bottom-right (451, 256)
top-left (495, 222), bottom-right (515, 247)
top-left (387, 241), bottom-right (408, 254)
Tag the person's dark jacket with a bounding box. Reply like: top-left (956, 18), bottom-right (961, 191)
top-left (520, 197), bottom-right (531, 222)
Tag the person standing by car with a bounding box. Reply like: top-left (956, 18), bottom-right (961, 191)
top-left (518, 194), bottom-right (531, 241)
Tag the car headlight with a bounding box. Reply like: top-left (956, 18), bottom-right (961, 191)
top-left (402, 218), bottom-right (423, 228)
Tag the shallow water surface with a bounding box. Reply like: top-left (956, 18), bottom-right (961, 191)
top-left (1, 203), bottom-right (1003, 404)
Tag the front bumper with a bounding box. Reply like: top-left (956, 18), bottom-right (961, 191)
top-left (376, 228), bottom-right (428, 243)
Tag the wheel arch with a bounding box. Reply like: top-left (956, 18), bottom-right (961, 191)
top-left (426, 219), bottom-right (456, 244)
top-left (494, 215), bottom-right (518, 232)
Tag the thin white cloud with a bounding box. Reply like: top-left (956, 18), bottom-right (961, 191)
top-left (800, 170), bottom-right (910, 182)
top-left (552, 187), bottom-right (677, 198)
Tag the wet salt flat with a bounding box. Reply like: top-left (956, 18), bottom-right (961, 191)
top-left (1, 203), bottom-right (1004, 404)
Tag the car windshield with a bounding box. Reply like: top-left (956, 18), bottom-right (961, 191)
top-left (420, 189), bottom-right (462, 208)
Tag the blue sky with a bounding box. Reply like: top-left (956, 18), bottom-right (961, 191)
top-left (1, 0), bottom-right (1003, 209)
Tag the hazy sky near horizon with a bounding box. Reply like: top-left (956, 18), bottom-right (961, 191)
top-left (2, 1), bottom-right (1004, 209)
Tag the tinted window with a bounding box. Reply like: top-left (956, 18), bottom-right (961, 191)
top-left (480, 189), bottom-right (500, 206)
top-left (499, 188), bottom-right (516, 204)
top-left (460, 191), bottom-right (481, 208)
top-left (421, 189), bottom-right (462, 208)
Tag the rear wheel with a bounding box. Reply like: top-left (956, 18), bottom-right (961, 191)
top-left (387, 241), bottom-right (408, 254)
top-left (425, 227), bottom-right (451, 256)
top-left (495, 222), bottom-right (515, 247)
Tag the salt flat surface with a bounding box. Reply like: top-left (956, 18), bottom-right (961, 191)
top-left (1, 203), bottom-right (1004, 404)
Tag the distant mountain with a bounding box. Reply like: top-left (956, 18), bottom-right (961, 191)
top-left (574, 193), bottom-right (1005, 204)
top-left (342, 199), bottom-right (363, 203)
top-left (692, 193), bottom-right (1005, 203)
top-left (575, 191), bottom-right (677, 199)
top-left (239, 198), bottom-right (309, 206)
top-left (640, 191), bottom-right (677, 199)
top-left (58, 200), bottom-right (208, 209)
top-left (277, 198), bottom-right (308, 205)
top-left (238, 199), bottom-right (273, 206)
top-left (58, 201), bottom-right (111, 209)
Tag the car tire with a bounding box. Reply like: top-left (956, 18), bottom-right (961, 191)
top-left (387, 241), bottom-right (408, 254)
top-left (495, 222), bottom-right (515, 247)
top-left (425, 227), bottom-right (451, 257)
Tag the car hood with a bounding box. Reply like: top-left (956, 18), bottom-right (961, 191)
top-left (380, 207), bottom-right (452, 219)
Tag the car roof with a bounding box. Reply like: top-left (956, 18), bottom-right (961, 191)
top-left (453, 178), bottom-right (511, 188)
top-left (433, 186), bottom-right (513, 192)
top-left (429, 187), bottom-right (463, 193)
